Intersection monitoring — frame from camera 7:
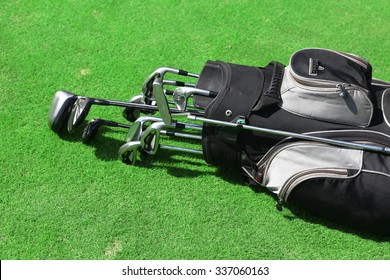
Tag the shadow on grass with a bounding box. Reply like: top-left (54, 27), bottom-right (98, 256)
top-left (284, 204), bottom-right (390, 242)
top-left (56, 123), bottom-right (127, 161)
top-left (57, 127), bottom-right (390, 241)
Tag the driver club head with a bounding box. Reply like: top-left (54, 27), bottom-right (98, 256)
top-left (48, 91), bottom-right (79, 134)
top-left (67, 97), bottom-right (93, 133)
top-left (152, 78), bottom-right (172, 125)
top-left (118, 141), bottom-right (141, 165)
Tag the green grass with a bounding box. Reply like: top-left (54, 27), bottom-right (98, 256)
top-left (1, 0), bottom-right (390, 260)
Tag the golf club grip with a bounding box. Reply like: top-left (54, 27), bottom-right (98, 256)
top-left (178, 70), bottom-right (190, 76)
top-left (208, 90), bottom-right (218, 98)
top-left (178, 70), bottom-right (199, 78)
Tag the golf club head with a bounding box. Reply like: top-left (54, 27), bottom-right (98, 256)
top-left (67, 97), bottom-right (93, 133)
top-left (173, 87), bottom-right (216, 111)
top-left (140, 122), bottom-right (165, 155)
top-left (125, 116), bottom-right (161, 142)
top-left (118, 141), bottom-right (141, 165)
top-left (48, 91), bottom-right (79, 134)
top-left (152, 78), bottom-right (172, 125)
top-left (141, 67), bottom-right (176, 96)
top-left (172, 87), bottom-right (192, 111)
top-left (125, 121), bottom-right (142, 142)
top-left (122, 94), bottom-right (145, 122)
top-left (82, 118), bottom-right (104, 144)
top-left (141, 67), bottom-right (199, 100)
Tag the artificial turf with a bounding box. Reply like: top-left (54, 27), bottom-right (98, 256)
top-left (1, 0), bottom-right (390, 260)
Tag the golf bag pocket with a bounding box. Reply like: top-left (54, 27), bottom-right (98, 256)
top-left (279, 48), bottom-right (374, 127)
top-left (248, 139), bottom-right (390, 234)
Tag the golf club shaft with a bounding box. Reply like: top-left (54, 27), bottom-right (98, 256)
top-left (96, 119), bottom-right (202, 140)
top-left (168, 100), bottom-right (200, 110)
top-left (161, 130), bottom-right (202, 140)
top-left (188, 115), bottom-right (390, 155)
top-left (160, 144), bottom-right (203, 154)
top-left (163, 80), bottom-right (196, 88)
top-left (91, 97), bottom-right (204, 116)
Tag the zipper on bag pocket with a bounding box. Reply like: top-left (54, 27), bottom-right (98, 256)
top-left (276, 168), bottom-right (350, 211)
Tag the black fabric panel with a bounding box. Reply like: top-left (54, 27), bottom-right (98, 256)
top-left (200, 61), bottom-right (274, 166)
top-left (290, 49), bottom-right (372, 88)
top-left (201, 125), bottom-right (242, 167)
top-left (288, 173), bottom-right (390, 235)
top-left (363, 152), bottom-right (390, 174)
top-left (382, 89), bottom-right (390, 128)
top-left (196, 58), bottom-right (389, 167)
top-left (194, 60), bottom-right (226, 110)
top-left (205, 62), bottom-right (268, 122)
top-left (240, 86), bottom-right (390, 163)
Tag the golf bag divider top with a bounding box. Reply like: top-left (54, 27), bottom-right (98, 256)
top-left (194, 48), bottom-right (390, 234)
top-left (195, 59), bottom-right (285, 166)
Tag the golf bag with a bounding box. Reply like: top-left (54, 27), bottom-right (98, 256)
top-left (194, 48), bottom-right (390, 234)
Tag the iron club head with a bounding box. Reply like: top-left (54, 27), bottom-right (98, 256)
top-left (152, 78), bottom-right (172, 125)
top-left (67, 97), bottom-right (94, 133)
top-left (82, 118), bottom-right (106, 144)
top-left (141, 67), bottom-right (199, 97)
top-left (118, 141), bottom-right (141, 165)
top-left (173, 87), bottom-right (216, 111)
top-left (122, 94), bottom-right (146, 122)
top-left (139, 121), bottom-right (166, 155)
top-left (125, 116), bottom-right (161, 142)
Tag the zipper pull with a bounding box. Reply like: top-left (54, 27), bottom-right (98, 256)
top-left (276, 199), bottom-right (283, 211)
top-left (336, 84), bottom-right (350, 98)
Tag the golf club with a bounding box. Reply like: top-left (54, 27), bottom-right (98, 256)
top-left (162, 80), bottom-right (197, 88)
top-left (125, 116), bottom-right (202, 143)
top-left (122, 80), bottom-right (199, 122)
top-left (49, 91), bottom-right (204, 133)
top-left (152, 78), bottom-right (208, 124)
top-left (122, 94), bottom-right (145, 122)
top-left (139, 121), bottom-right (203, 155)
top-left (119, 120), bottom-right (203, 165)
top-left (152, 78), bottom-right (174, 125)
top-left (82, 117), bottom-right (202, 144)
top-left (48, 90), bottom-right (79, 133)
top-left (119, 141), bottom-right (141, 165)
top-left (188, 115), bottom-right (390, 155)
top-left (172, 87), bottom-right (218, 111)
top-left (118, 140), bottom-right (202, 165)
top-left (141, 67), bottom-right (199, 100)
top-left (82, 118), bottom-right (130, 144)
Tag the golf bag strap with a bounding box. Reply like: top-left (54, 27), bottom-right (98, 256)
top-left (252, 61), bottom-right (285, 111)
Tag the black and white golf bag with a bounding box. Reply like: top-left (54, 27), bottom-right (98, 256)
top-left (194, 48), bottom-right (390, 234)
